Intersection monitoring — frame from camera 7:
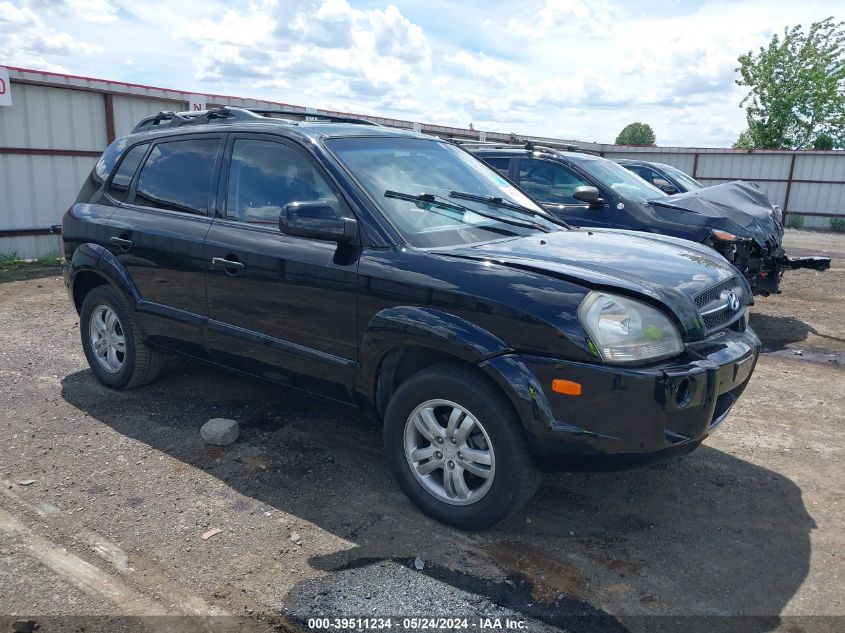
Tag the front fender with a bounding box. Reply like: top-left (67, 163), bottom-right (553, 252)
top-left (357, 306), bottom-right (512, 400)
top-left (69, 243), bottom-right (141, 307)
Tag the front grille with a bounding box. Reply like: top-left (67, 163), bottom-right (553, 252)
top-left (694, 277), bottom-right (744, 333)
top-left (694, 277), bottom-right (736, 309)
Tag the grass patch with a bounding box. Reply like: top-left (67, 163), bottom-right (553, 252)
top-left (785, 214), bottom-right (805, 229)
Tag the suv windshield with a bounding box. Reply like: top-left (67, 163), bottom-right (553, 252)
top-left (327, 137), bottom-right (562, 247)
top-left (658, 163), bottom-right (704, 191)
top-left (576, 156), bottom-right (666, 203)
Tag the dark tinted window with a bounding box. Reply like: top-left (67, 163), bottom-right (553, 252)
top-left (107, 143), bottom-right (148, 202)
top-left (518, 159), bottom-right (591, 204)
top-left (226, 139), bottom-right (337, 224)
top-left (481, 157), bottom-right (511, 176)
top-left (134, 138), bottom-right (220, 214)
top-left (629, 165), bottom-right (671, 189)
top-left (94, 138), bottom-right (129, 184)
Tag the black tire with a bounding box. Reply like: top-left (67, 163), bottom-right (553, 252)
top-left (79, 285), bottom-right (164, 390)
top-left (384, 362), bottom-right (541, 529)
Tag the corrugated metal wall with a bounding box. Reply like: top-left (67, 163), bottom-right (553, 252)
top-left (1, 66), bottom-right (844, 258)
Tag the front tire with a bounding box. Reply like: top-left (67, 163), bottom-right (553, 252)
top-left (79, 286), bottom-right (163, 390)
top-left (384, 362), bottom-right (541, 529)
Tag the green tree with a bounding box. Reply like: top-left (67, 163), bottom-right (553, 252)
top-left (733, 129), bottom-right (755, 150)
top-left (813, 133), bottom-right (835, 149)
top-left (736, 17), bottom-right (845, 149)
top-left (615, 122), bottom-right (656, 145)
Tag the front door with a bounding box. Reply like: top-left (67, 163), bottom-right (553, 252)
top-left (516, 158), bottom-right (612, 228)
top-left (104, 135), bottom-right (223, 356)
top-left (203, 134), bottom-right (359, 401)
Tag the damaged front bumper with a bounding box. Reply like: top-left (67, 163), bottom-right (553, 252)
top-left (710, 238), bottom-right (831, 296)
top-left (482, 326), bottom-right (761, 471)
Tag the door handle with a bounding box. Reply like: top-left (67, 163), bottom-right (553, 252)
top-left (211, 257), bottom-right (245, 270)
top-left (109, 236), bottom-right (134, 248)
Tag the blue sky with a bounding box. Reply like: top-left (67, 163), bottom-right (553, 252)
top-left (0, 0), bottom-right (838, 146)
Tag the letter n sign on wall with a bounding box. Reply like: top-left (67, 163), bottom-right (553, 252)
top-left (0, 67), bottom-right (12, 107)
top-left (189, 94), bottom-right (206, 111)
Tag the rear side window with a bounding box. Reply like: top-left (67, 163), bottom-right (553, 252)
top-left (481, 157), bottom-right (511, 176)
top-left (133, 138), bottom-right (221, 214)
top-left (226, 139), bottom-right (337, 224)
top-left (107, 143), bottom-right (149, 202)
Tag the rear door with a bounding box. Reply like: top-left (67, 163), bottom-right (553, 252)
top-left (515, 157), bottom-right (613, 227)
top-left (104, 134), bottom-right (223, 356)
top-left (203, 134), bottom-right (359, 401)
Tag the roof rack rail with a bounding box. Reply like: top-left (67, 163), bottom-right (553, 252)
top-left (131, 106), bottom-right (380, 134)
top-left (244, 108), bottom-right (379, 126)
top-left (451, 138), bottom-right (599, 156)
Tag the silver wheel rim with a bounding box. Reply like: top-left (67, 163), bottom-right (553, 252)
top-left (403, 399), bottom-right (496, 506)
top-left (88, 305), bottom-right (126, 373)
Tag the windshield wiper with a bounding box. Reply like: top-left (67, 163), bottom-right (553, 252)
top-left (385, 190), bottom-right (468, 214)
top-left (449, 191), bottom-right (557, 219)
top-left (385, 190), bottom-right (552, 232)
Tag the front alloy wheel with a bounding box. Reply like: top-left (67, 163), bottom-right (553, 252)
top-left (384, 362), bottom-right (541, 529)
top-left (404, 399), bottom-right (495, 505)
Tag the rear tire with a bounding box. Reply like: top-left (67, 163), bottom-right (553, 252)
top-left (384, 362), bottom-right (541, 529)
top-left (79, 286), bottom-right (163, 390)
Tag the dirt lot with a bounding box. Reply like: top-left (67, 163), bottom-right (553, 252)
top-left (1, 229), bottom-right (843, 633)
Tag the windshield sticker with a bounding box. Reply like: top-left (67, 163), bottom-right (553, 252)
top-left (500, 185), bottom-right (536, 208)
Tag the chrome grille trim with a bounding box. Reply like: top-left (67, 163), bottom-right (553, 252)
top-left (694, 277), bottom-right (745, 333)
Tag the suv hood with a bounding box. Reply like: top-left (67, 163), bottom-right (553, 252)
top-left (649, 181), bottom-right (783, 250)
top-left (439, 228), bottom-right (750, 339)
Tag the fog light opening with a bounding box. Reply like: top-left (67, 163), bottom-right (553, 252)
top-left (675, 378), bottom-right (692, 408)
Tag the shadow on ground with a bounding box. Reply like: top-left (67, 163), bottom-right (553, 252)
top-left (751, 312), bottom-right (845, 351)
top-left (60, 357), bottom-right (815, 632)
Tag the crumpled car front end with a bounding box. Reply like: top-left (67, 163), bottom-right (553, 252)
top-left (652, 181), bottom-right (831, 295)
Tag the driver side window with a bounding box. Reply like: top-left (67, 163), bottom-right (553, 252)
top-left (518, 159), bottom-right (591, 204)
top-left (226, 139), bottom-right (338, 224)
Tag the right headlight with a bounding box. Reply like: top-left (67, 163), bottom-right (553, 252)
top-left (577, 292), bottom-right (684, 364)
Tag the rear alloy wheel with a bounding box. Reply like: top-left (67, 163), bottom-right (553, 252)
top-left (80, 286), bottom-right (164, 390)
top-left (384, 362), bottom-right (541, 529)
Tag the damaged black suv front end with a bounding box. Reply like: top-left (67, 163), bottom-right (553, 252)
top-left (653, 181), bottom-right (831, 295)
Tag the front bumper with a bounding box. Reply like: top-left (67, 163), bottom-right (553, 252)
top-left (482, 327), bottom-right (760, 469)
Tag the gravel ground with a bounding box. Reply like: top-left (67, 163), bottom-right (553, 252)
top-left (0, 229), bottom-right (843, 633)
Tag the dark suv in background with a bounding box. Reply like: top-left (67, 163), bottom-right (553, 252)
top-left (616, 158), bottom-right (703, 194)
top-left (468, 143), bottom-right (829, 295)
top-left (62, 108), bottom-right (761, 528)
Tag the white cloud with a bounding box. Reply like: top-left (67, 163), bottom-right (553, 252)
top-left (1, 0), bottom-right (839, 146)
top-left (0, 1), bottom-right (102, 70)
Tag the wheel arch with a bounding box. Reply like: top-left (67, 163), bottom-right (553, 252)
top-left (69, 243), bottom-right (140, 313)
top-left (358, 307), bottom-right (552, 438)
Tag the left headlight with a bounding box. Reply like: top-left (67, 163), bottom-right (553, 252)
top-left (577, 292), bottom-right (684, 364)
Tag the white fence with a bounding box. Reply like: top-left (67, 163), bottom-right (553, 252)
top-left (1, 66), bottom-right (843, 259)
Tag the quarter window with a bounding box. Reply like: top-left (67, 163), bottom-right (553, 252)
top-left (518, 159), bottom-right (591, 204)
top-left (133, 138), bottom-right (221, 214)
top-left (226, 139), bottom-right (337, 224)
top-left (107, 143), bottom-right (148, 202)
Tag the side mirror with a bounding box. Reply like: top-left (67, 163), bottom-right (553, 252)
top-left (659, 183), bottom-right (680, 194)
top-left (279, 201), bottom-right (357, 243)
top-left (572, 185), bottom-right (605, 207)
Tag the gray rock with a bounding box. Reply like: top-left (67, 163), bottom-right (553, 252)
top-left (414, 557), bottom-right (425, 570)
top-left (200, 418), bottom-right (239, 446)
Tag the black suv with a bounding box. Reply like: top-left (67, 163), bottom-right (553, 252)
top-left (470, 144), bottom-right (829, 295)
top-left (62, 108), bottom-right (761, 528)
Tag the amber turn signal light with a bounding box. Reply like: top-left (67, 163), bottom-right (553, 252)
top-left (551, 379), bottom-right (582, 396)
